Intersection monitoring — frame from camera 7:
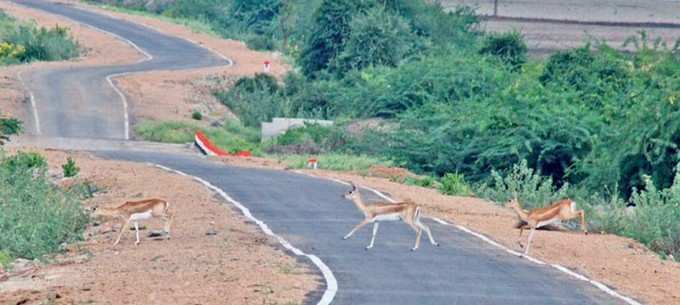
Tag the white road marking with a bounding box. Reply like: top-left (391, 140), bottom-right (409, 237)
top-left (15, 70), bottom-right (41, 135)
top-left (299, 172), bottom-right (645, 305)
top-left (152, 164), bottom-right (337, 305)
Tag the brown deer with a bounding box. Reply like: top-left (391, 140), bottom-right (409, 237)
top-left (342, 183), bottom-right (438, 251)
top-left (95, 198), bottom-right (173, 246)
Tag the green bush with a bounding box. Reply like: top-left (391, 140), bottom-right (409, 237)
top-left (191, 111), bottom-right (203, 121)
top-left (62, 157), bottom-right (80, 178)
top-left (479, 31), bottom-right (527, 70)
top-left (334, 8), bottom-right (417, 74)
top-left (0, 152), bottom-right (88, 260)
top-left (475, 160), bottom-right (569, 209)
top-left (298, 0), bottom-right (370, 77)
top-left (0, 11), bottom-right (79, 64)
top-left (439, 173), bottom-right (473, 196)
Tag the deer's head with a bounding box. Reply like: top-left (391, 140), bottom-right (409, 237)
top-left (343, 183), bottom-right (360, 201)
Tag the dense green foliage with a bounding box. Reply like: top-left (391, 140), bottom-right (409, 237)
top-left (0, 11), bottom-right (79, 65)
top-left (0, 152), bottom-right (88, 260)
top-left (479, 31), bottom-right (527, 70)
top-left (62, 157), bottom-right (80, 178)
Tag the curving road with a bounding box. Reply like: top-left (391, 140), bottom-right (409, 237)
top-left (11, 1), bottom-right (633, 305)
top-left (14, 0), bottom-right (228, 139)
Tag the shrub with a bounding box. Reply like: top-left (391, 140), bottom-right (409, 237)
top-left (298, 0), bottom-right (370, 77)
top-left (475, 160), bottom-right (569, 209)
top-left (62, 157), bottom-right (80, 178)
top-left (624, 173), bottom-right (680, 259)
top-left (439, 173), bottom-right (473, 196)
top-left (334, 8), bottom-right (417, 74)
top-left (191, 111), bottom-right (203, 121)
top-left (0, 152), bottom-right (88, 260)
top-left (479, 31), bottom-right (527, 70)
top-left (0, 11), bottom-right (79, 64)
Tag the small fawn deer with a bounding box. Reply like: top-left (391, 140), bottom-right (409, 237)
top-left (342, 183), bottom-right (438, 251)
top-left (506, 196), bottom-right (588, 256)
top-left (95, 198), bottom-right (173, 246)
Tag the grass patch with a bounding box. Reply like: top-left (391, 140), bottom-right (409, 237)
top-left (135, 120), bottom-right (261, 154)
top-left (275, 153), bottom-right (391, 172)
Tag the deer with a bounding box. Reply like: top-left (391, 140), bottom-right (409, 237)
top-left (94, 198), bottom-right (173, 246)
top-left (342, 183), bottom-right (439, 251)
top-left (506, 196), bottom-right (588, 257)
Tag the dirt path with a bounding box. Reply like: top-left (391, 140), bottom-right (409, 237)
top-left (0, 149), bottom-right (317, 305)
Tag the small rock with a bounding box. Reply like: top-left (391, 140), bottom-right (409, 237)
top-left (10, 259), bottom-right (32, 273)
top-left (148, 230), bottom-right (165, 238)
top-left (206, 229), bottom-right (218, 236)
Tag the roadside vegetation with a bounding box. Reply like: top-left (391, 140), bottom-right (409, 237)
top-left (0, 118), bottom-right (88, 265)
top-left (0, 10), bottom-right (80, 65)
top-left (95, 0), bottom-right (680, 261)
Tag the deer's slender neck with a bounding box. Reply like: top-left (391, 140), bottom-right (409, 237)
top-left (352, 194), bottom-right (369, 214)
top-left (511, 204), bottom-right (529, 221)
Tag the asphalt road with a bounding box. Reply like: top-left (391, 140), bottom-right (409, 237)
top-left (13, 0), bottom-right (228, 139)
top-left (13, 1), bottom-right (631, 305)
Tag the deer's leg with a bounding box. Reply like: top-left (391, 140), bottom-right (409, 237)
top-left (134, 222), bottom-right (141, 246)
top-left (344, 219), bottom-right (370, 240)
top-left (523, 227), bottom-right (537, 256)
top-left (113, 217), bottom-right (132, 246)
top-left (163, 211), bottom-right (173, 239)
top-left (366, 222), bottom-right (380, 250)
top-left (517, 225), bottom-right (525, 248)
top-left (578, 210), bottom-right (588, 234)
top-left (403, 221), bottom-right (422, 251)
top-left (416, 219), bottom-right (438, 247)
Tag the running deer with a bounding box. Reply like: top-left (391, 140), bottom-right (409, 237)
top-left (506, 196), bottom-right (588, 256)
top-left (94, 198), bottom-right (173, 246)
top-left (342, 183), bottom-right (438, 251)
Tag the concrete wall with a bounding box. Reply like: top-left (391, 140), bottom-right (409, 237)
top-left (261, 118), bottom-right (333, 141)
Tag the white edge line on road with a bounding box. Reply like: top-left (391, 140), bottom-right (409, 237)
top-left (296, 171), bottom-right (645, 305)
top-left (15, 70), bottom-right (41, 135)
top-left (152, 164), bottom-right (337, 305)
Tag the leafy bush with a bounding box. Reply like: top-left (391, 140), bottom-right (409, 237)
top-left (0, 117), bottom-right (22, 145)
top-left (624, 173), bottom-right (680, 259)
top-left (0, 152), bottom-right (88, 260)
top-left (479, 31), bottom-right (527, 70)
top-left (475, 160), bottom-right (569, 209)
top-left (62, 157), bottom-right (80, 178)
top-left (191, 111), bottom-right (203, 121)
top-left (438, 173), bottom-right (473, 196)
top-left (298, 0), bottom-right (370, 77)
top-left (334, 8), bottom-right (417, 74)
top-left (0, 11), bottom-right (79, 64)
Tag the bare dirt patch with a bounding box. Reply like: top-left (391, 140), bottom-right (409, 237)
top-left (57, 0), bottom-right (290, 129)
top-left (0, 149), bottom-right (318, 305)
top-left (0, 0), bottom-right (142, 122)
